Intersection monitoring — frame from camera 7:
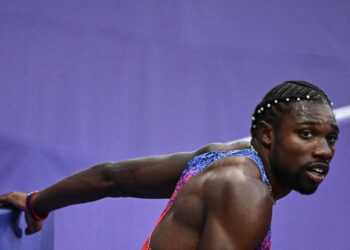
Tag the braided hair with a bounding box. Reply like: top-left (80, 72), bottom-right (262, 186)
top-left (250, 80), bottom-right (332, 138)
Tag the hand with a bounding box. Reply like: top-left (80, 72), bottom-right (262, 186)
top-left (0, 192), bottom-right (43, 235)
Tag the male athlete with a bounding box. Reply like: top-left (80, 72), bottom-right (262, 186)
top-left (0, 80), bottom-right (339, 249)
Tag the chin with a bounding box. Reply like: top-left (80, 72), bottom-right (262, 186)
top-left (294, 184), bottom-right (318, 195)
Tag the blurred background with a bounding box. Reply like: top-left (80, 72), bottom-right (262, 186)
top-left (0, 1), bottom-right (349, 249)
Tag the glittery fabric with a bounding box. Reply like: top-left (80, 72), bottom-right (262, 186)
top-left (142, 148), bottom-right (272, 250)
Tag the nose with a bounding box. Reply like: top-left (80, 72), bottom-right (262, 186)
top-left (312, 138), bottom-right (334, 163)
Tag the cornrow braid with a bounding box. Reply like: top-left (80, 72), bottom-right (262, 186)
top-left (250, 80), bottom-right (333, 138)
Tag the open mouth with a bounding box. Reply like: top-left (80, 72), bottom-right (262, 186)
top-left (305, 163), bottom-right (329, 184)
top-left (309, 167), bottom-right (326, 176)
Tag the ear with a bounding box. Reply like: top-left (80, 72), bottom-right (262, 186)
top-left (257, 121), bottom-right (274, 147)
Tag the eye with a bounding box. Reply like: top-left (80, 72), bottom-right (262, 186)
top-left (300, 130), bottom-right (313, 139)
top-left (327, 134), bottom-right (338, 145)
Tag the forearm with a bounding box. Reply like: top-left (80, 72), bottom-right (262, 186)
top-left (31, 153), bottom-right (195, 216)
top-left (32, 163), bottom-right (112, 217)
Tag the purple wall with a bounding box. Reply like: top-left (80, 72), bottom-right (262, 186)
top-left (1, 1), bottom-right (349, 249)
top-left (0, 209), bottom-right (54, 250)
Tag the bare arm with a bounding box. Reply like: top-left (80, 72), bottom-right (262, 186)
top-left (33, 142), bottom-right (250, 214)
top-left (31, 147), bottom-right (210, 217)
top-left (0, 141), bottom-right (250, 234)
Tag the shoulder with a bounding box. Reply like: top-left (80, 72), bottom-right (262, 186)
top-left (202, 157), bottom-right (272, 211)
top-left (197, 158), bottom-right (273, 248)
top-left (195, 141), bottom-right (250, 155)
top-left (200, 155), bottom-right (273, 228)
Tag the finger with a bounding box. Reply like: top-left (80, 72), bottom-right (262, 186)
top-left (25, 225), bottom-right (36, 235)
top-left (0, 197), bottom-right (10, 208)
top-left (33, 221), bottom-right (42, 231)
top-left (25, 227), bottom-right (32, 235)
top-left (25, 222), bottom-right (42, 235)
top-left (12, 209), bottom-right (23, 238)
top-left (0, 203), bottom-right (16, 209)
top-left (0, 195), bottom-right (8, 206)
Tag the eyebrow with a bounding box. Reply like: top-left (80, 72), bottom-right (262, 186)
top-left (298, 120), bottom-right (340, 133)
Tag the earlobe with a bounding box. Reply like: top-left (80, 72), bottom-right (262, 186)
top-left (257, 121), bottom-right (274, 147)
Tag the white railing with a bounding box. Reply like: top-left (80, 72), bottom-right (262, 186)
top-left (228, 105), bottom-right (350, 143)
top-left (334, 105), bottom-right (350, 123)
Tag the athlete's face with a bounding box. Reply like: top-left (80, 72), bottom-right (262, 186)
top-left (270, 101), bottom-right (339, 194)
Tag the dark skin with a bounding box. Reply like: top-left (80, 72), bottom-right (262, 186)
top-left (150, 156), bottom-right (272, 249)
top-left (0, 101), bottom-right (339, 249)
top-left (252, 101), bottom-right (339, 200)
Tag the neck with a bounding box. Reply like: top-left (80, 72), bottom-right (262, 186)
top-left (251, 139), bottom-right (291, 201)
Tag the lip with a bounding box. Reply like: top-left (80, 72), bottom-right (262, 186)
top-left (305, 162), bottom-right (329, 184)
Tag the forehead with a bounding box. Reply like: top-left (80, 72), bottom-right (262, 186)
top-left (282, 101), bottom-right (337, 128)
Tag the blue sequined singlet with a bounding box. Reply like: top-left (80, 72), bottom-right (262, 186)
top-left (143, 148), bottom-right (272, 250)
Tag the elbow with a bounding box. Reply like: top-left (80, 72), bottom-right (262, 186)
top-left (95, 161), bottom-right (116, 180)
top-left (92, 162), bottom-right (123, 197)
top-left (93, 161), bottom-right (144, 198)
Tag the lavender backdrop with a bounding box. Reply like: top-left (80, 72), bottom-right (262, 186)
top-left (1, 1), bottom-right (349, 249)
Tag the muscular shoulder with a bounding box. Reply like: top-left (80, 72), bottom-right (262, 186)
top-left (202, 156), bottom-right (272, 210)
top-left (198, 157), bottom-right (273, 248)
